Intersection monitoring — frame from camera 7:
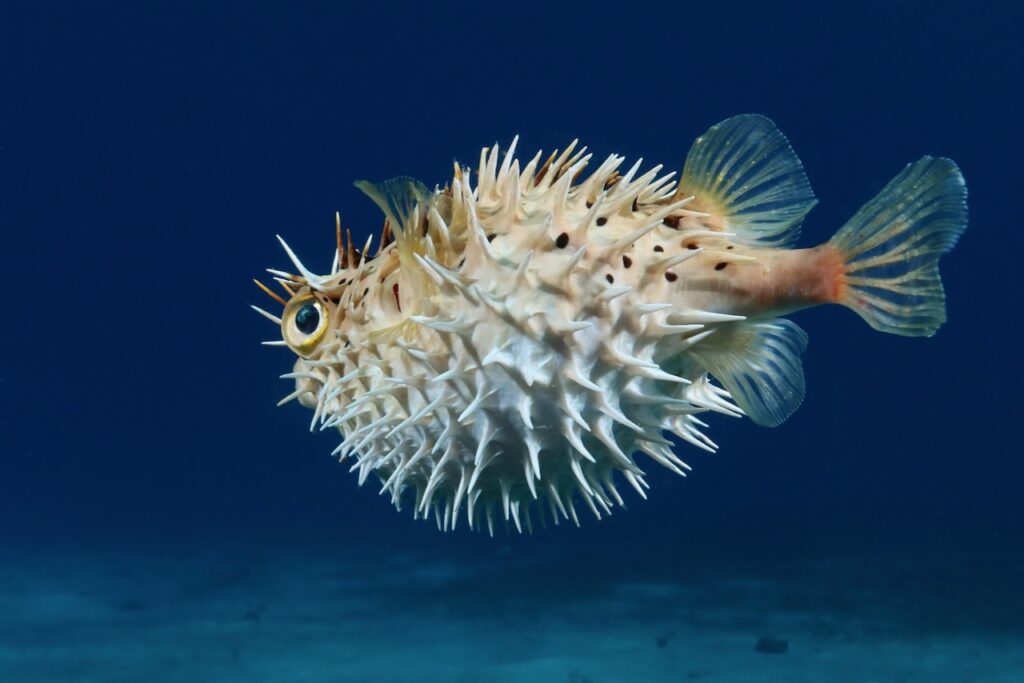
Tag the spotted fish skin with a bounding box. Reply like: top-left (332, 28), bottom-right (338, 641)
top-left (258, 115), bottom-right (967, 534)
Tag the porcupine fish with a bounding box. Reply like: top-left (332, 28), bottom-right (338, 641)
top-left (253, 115), bottom-right (967, 534)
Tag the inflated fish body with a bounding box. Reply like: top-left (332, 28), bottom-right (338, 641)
top-left (255, 115), bottom-right (966, 533)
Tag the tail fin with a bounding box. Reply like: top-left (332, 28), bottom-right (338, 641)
top-left (830, 157), bottom-right (967, 337)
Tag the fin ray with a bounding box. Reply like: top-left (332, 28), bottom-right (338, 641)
top-left (355, 176), bottom-right (431, 236)
top-left (692, 319), bottom-right (808, 427)
top-left (830, 156), bottom-right (967, 337)
top-left (676, 115), bottom-right (816, 247)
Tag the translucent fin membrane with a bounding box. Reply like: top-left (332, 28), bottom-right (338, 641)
top-left (830, 157), bottom-right (967, 337)
top-left (354, 176), bottom-right (430, 237)
top-left (677, 114), bottom-right (817, 248)
top-left (692, 319), bottom-right (808, 428)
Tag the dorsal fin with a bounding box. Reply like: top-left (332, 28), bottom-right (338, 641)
top-left (675, 115), bottom-right (816, 248)
top-left (355, 176), bottom-right (431, 237)
top-left (691, 319), bottom-right (808, 427)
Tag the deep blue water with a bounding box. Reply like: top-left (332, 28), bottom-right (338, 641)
top-left (2, 3), bottom-right (1022, 681)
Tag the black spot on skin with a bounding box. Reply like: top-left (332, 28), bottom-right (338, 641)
top-left (586, 201), bottom-right (593, 208)
top-left (555, 232), bottom-right (569, 248)
top-left (726, 245), bottom-right (734, 250)
top-left (665, 271), bottom-right (678, 282)
top-left (622, 255), bottom-right (632, 268)
top-left (663, 216), bottom-right (681, 229)
top-left (458, 257), bottom-right (466, 268)
top-left (686, 242), bottom-right (699, 250)
top-left (486, 233), bottom-right (496, 242)
top-left (715, 262), bottom-right (728, 271)
top-left (606, 274), bottom-right (614, 284)
top-left (654, 245), bottom-right (664, 252)
top-left (363, 288), bottom-right (369, 296)
top-left (596, 217), bottom-right (608, 226)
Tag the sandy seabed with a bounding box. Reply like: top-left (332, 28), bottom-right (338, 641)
top-left (1, 543), bottom-right (1021, 683)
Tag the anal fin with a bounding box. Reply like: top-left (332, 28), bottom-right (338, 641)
top-left (691, 319), bottom-right (808, 427)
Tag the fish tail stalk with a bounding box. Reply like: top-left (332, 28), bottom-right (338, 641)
top-left (827, 157), bottom-right (968, 336)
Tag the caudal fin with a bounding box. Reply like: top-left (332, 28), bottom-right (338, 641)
top-left (829, 157), bottom-right (967, 337)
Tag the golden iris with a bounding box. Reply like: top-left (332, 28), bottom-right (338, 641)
top-left (282, 293), bottom-right (328, 355)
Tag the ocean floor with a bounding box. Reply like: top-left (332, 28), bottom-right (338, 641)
top-left (1, 542), bottom-right (1022, 682)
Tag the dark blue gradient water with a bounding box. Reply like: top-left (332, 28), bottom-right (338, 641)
top-left (2, 3), bottom-right (1021, 681)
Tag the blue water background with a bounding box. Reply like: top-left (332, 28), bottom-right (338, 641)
top-left (1, 1), bottom-right (1021, 667)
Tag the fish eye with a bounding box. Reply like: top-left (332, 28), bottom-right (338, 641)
top-left (282, 294), bottom-right (329, 356)
top-left (295, 302), bottom-right (320, 334)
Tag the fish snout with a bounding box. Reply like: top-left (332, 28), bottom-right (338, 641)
top-left (293, 358), bottom-right (323, 409)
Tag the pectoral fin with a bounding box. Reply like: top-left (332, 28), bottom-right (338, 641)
top-left (355, 176), bottom-right (431, 238)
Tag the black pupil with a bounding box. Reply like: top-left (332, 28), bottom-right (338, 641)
top-left (295, 303), bottom-right (320, 334)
